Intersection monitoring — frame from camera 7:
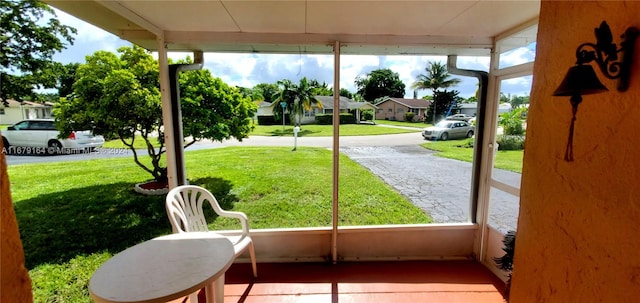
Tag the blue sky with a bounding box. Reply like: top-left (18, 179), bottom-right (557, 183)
top-left (51, 8), bottom-right (534, 99)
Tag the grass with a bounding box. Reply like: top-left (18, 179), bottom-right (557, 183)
top-left (251, 124), bottom-right (420, 137)
top-left (376, 119), bottom-right (431, 128)
top-left (101, 124), bottom-right (420, 148)
top-left (422, 139), bottom-right (524, 173)
top-left (102, 135), bottom-right (162, 149)
top-left (9, 146), bottom-right (430, 303)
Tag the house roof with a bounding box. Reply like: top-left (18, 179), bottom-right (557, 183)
top-left (260, 96), bottom-right (377, 111)
top-left (44, 1), bottom-right (540, 56)
top-left (2, 99), bottom-right (53, 107)
top-left (314, 96), bottom-right (377, 110)
top-left (460, 102), bottom-right (511, 110)
top-left (375, 97), bottom-right (431, 109)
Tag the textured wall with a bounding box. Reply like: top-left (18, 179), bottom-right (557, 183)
top-left (0, 139), bottom-right (33, 302)
top-left (511, 1), bottom-right (640, 302)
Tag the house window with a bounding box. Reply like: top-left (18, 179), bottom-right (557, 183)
top-left (388, 108), bottom-right (392, 112)
top-left (409, 108), bottom-right (420, 114)
top-left (397, 108), bottom-right (404, 113)
top-left (0, 107), bottom-right (4, 115)
top-left (304, 110), bottom-right (315, 117)
top-left (325, 109), bottom-right (333, 114)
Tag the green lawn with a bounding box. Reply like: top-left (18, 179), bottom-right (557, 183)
top-left (422, 139), bottom-right (524, 173)
top-left (101, 124), bottom-right (420, 148)
top-left (10, 146), bottom-right (430, 303)
top-left (251, 124), bottom-right (420, 137)
top-left (375, 119), bottom-right (431, 128)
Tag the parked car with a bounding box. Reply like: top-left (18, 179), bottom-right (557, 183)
top-left (445, 114), bottom-right (474, 122)
top-left (422, 120), bottom-right (474, 141)
top-left (1, 119), bottom-right (105, 154)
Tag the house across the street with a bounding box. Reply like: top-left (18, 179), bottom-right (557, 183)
top-left (374, 97), bottom-right (431, 122)
top-left (458, 102), bottom-right (512, 117)
top-left (257, 96), bottom-right (378, 124)
top-left (0, 99), bottom-right (54, 125)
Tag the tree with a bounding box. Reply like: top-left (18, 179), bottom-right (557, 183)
top-left (509, 95), bottom-right (530, 109)
top-left (55, 46), bottom-right (256, 183)
top-left (1, 0), bottom-right (77, 103)
top-left (429, 90), bottom-right (463, 123)
top-left (411, 61), bottom-right (461, 124)
top-left (499, 107), bottom-right (527, 136)
top-left (308, 79), bottom-right (333, 96)
top-left (252, 83), bottom-right (280, 104)
top-left (354, 68), bottom-right (405, 102)
top-left (339, 88), bottom-right (353, 99)
top-left (273, 77), bottom-right (323, 127)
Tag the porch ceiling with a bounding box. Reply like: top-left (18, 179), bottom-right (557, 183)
top-left (45, 0), bottom-right (540, 56)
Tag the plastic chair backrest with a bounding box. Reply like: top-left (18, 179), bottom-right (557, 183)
top-left (165, 185), bottom-right (225, 233)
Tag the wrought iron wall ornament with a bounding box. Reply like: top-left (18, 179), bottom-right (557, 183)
top-left (553, 21), bottom-right (639, 161)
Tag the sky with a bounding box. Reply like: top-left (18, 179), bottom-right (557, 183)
top-left (51, 8), bottom-right (535, 100)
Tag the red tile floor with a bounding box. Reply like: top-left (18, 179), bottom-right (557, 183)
top-left (168, 260), bottom-right (506, 303)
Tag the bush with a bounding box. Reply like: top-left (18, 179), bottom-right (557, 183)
top-left (497, 135), bottom-right (525, 151)
top-left (361, 110), bottom-right (373, 121)
top-left (257, 115), bottom-right (290, 125)
top-left (340, 113), bottom-right (356, 124)
top-left (315, 114), bottom-right (332, 125)
top-left (404, 112), bottom-right (415, 122)
top-left (315, 113), bottom-right (356, 125)
top-left (456, 138), bottom-right (474, 148)
top-left (503, 121), bottom-right (524, 135)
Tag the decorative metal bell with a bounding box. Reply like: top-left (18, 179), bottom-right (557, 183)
top-left (553, 65), bottom-right (608, 96)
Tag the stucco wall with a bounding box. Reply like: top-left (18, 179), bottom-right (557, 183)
top-left (511, 1), bottom-right (640, 302)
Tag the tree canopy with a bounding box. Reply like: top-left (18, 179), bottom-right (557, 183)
top-left (55, 46), bottom-right (256, 182)
top-left (273, 77), bottom-right (323, 127)
top-left (412, 61), bottom-right (461, 124)
top-left (411, 61), bottom-right (461, 94)
top-left (1, 0), bottom-right (77, 103)
top-left (354, 68), bottom-right (405, 102)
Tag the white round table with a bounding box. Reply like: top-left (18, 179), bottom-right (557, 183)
top-left (90, 232), bottom-right (234, 303)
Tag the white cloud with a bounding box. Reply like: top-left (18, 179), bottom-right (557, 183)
top-left (51, 10), bottom-right (532, 98)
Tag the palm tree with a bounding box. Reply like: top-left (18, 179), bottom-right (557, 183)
top-left (273, 79), bottom-right (296, 127)
top-left (411, 61), bottom-right (461, 124)
top-left (293, 77), bottom-right (323, 127)
top-left (273, 77), bottom-right (323, 128)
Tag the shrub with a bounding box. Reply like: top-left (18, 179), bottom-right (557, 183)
top-left (314, 113), bottom-right (356, 125)
top-left (361, 110), bottom-right (373, 121)
top-left (499, 107), bottom-right (526, 135)
top-left (497, 135), bottom-right (525, 150)
top-left (503, 121), bottom-right (524, 136)
top-left (257, 115), bottom-right (290, 125)
top-left (315, 114), bottom-right (332, 125)
top-left (456, 138), bottom-right (474, 148)
top-left (404, 112), bottom-right (415, 122)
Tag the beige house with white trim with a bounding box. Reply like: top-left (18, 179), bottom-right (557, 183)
top-left (0, 99), bottom-right (54, 125)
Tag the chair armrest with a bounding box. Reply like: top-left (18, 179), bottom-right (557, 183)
top-left (216, 209), bottom-right (250, 237)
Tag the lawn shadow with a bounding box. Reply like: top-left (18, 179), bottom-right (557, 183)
top-left (15, 177), bottom-right (237, 269)
top-left (265, 128), bottom-right (319, 137)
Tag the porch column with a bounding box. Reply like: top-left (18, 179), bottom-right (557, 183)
top-left (331, 40), bottom-right (340, 264)
top-left (156, 34), bottom-right (178, 189)
top-left (473, 43), bottom-right (502, 262)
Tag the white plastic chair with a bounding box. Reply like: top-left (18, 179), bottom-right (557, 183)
top-left (165, 185), bottom-right (258, 279)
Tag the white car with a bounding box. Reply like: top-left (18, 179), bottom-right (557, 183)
top-left (422, 120), bottom-right (475, 141)
top-left (2, 119), bottom-right (105, 154)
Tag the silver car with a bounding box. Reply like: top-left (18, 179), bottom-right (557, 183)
top-left (2, 119), bottom-right (105, 154)
top-left (422, 120), bottom-right (474, 141)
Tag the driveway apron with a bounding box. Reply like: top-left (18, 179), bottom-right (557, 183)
top-left (340, 144), bottom-right (520, 233)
